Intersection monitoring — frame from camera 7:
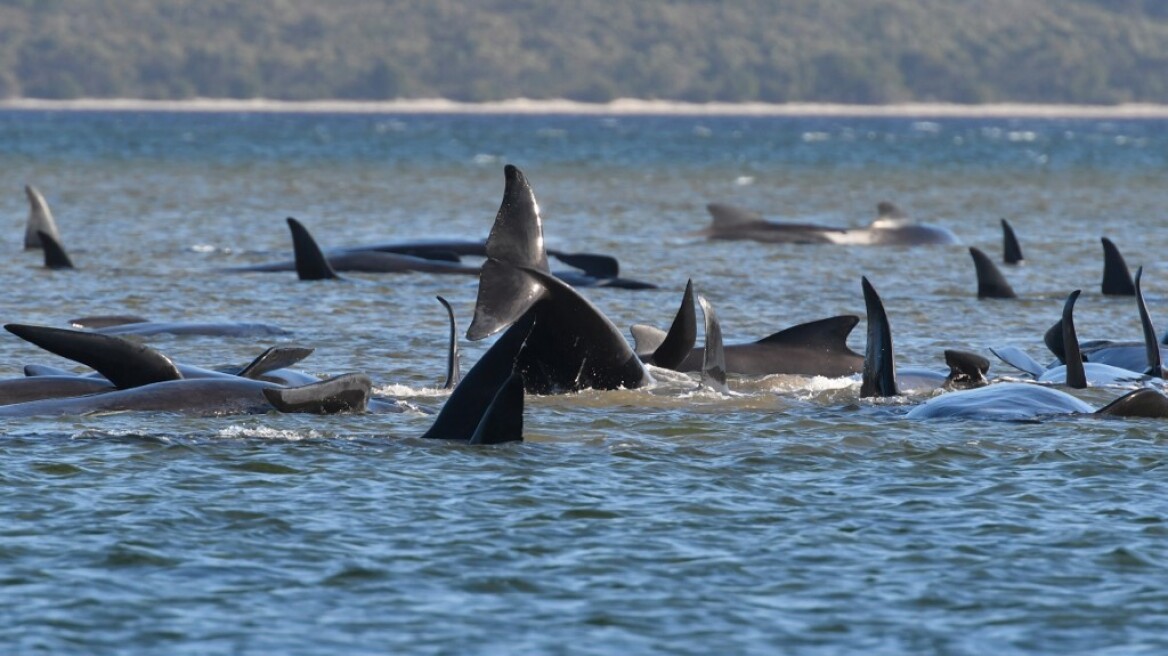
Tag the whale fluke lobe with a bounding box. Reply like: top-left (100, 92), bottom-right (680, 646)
top-left (287, 217), bottom-right (341, 280)
top-left (236, 346), bottom-right (316, 379)
top-left (1001, 218), bottom-right (1024, 265)
top-left (969, 246), bottom-right (1017, 299)
top-left (467, 373), bottom-right (525, 445)
top-left (4, 324), bottom-right (182, 389)
top-left (1101, 237), bottom-right (1135, 296)
top-left (860, 277), bottom-right (898, 398)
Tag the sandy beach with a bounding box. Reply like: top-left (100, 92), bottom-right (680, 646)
top-left (3, 97), bottom-right (1168, 118)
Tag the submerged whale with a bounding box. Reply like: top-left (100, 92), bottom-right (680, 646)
top-left (699, 201), bottom-right (959, 246)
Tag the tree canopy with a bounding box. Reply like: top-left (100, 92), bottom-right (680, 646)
top-left (2, 0), bottom-right (1167, 104)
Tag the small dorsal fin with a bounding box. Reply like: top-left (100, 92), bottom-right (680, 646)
top-left (262, 373), bottom-right (372, 414)
top-left (969, 246), bottom-right (1016, 299)
top-left (756, 315), bottom-right (860, 353)
top-left (697, 296), bottom-right (728, 393)
top-left (860, 277), bottom-right (898, 398)
top-left (24, 185), bottom-right (62, 250)
top-left (1101, 237), bottom-right (1135, 296)
top-left (1062, 290), bottom-right (1087, 389)
top-left (706, 203), bottom-right (764, 227)
top-left (647, 279), bottom-right (696, 370)
top-left (236, 346), bottom-right (315, 379)
top-left (467, 373), bottom-right (525, 445)
top-left (1001, 218), bottom-right (1024, 265)
top-left (1134, 267), bottom-right (1163, 378)
top-left (38, 230), bottom-right (75, 270)
top-left (4, 323), bottom-right (182, 389)
top-left (437, 296), bottom-right (461, 389)
top-left (286, 217), bottom-right (341, 280)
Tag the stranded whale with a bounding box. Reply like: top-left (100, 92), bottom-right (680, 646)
top-left (700, 201), bottom-right (959, 246)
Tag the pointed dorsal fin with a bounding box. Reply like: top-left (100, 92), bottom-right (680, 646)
top-left (1101, 237), bottom-right (1135, 296)
top-left (756, 315), bottom-right (860, 353)
top-left (647, 279), bottom-right (696, 369)
top-left (969, 246), bottom-right (1016, 299)
top-left (1134, 267), bottom-right (1163, 378)
top-left (697, 296), bottom-right (728, 393)
top-left (4, 323), bottom-right (181, 389)
top-left (706, 203), bottom-right (764, 228)
top-left (437, 296), bottom-right (461, 389)
top-left (860, 277), bottom-right (898, 398)
top-left (286, 217), bottom-right (340, 281)
top-left (24, 185), bottom-right (62, 250)
top-left (38, 230), bottom-right (75, 270)
top-left (1062, 290), bottom-right (1087, 389)
top-left (467, 373), bottom-right (525, 445)
top-left (1001, 218), bottom-right (1024, 265)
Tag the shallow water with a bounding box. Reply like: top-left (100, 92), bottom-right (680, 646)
top-left (1, 111), bottom-right (1167, 654)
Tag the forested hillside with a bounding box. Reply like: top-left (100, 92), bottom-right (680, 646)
top-left (2, 0), bottom-right (1167, 104)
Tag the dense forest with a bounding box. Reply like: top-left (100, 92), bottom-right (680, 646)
top-left (2, 0), bottom-right (1168, 104)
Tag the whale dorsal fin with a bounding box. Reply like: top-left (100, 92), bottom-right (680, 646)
top-left (437, 296), bottom-right (461, 389)
top-left (4, 323), bottom-right (182, 389)
top-left (236, 346), bottom-right (315, 379)
top-left (1001, 218), bottom-right (1024, 265)
top-left (706, 203), bottom-right (764, 228)
top-left (262, 373), bottom-right (372, 414)
top-left (1134, 267), bottom-right (1163, 378)
top-left (467, 165), bottom-right (552, 340)
top-left (467, 372), bottom-right (525, 445)
top-left (756, 315), bottom-right (860, 354)
top-left (286, 217), bottom-right (340, 281)
top-left (1101, 237), bottom-right (1135, 296)
top-left (860, 277), bottom-right (898, 398)
top-left (969, 246), bottom-right (1016, 299)
top-left (24, 185), bottom-right (62, 250)
top-left (646, 279), bottom-right (696, 370)
top-left (943, 349), bottom-right (990, 388)
top-left (1062, 290), bottom-right (1087, 389)
top-left (38, 230), bottom-right (75, 270)
top-left (697, 296), bottom-right (728, 393)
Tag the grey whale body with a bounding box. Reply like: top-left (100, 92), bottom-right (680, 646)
top-left (701, 201), bottom-right (959, 246)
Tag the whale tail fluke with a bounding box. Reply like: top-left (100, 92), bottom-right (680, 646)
top-left (4, 323), bottom-right (182, 389)
top-left (262, 373), bottom-right (372, 414)
top-left (467, 373), bottom-right (525, 445)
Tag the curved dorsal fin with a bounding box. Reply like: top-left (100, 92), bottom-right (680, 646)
top-left (437, 296), bottom-right (461, 389)
top-left (286, 217), bottom-right (340, 281)
top-left (1101, 237), bottom-right (1135, 296)
top-left (860, 277), bottom-right (898, 398)
top-left (646, 279), bottom-right (696, 370)
top-left (24, 185), bottom-right (62, 250)
top-left (756, 315), bottom-right (860, 353)
top-left (969, 246), bottom-right (1016, 299)
top-left (4, 323), bottom-right (182, 389)
top-left (697, 296), bottom-right (728, 393)
top-left (1001, 218), bottom-right (1024, 265)
top-left (706, 203), bottom-right (764, 228)
top-left (39, 230), bottom-right (75, 270)
top-left (1134, 267), bottom-right (1163, 378)
top-left (1062, 290), bottom-right (1087, 389)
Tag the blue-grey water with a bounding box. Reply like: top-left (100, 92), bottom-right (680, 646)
top-left (1, 110), bottom-right (1166, 654)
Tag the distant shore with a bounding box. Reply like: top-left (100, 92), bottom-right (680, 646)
top-left (4, 97), bottom-right (1168, 118)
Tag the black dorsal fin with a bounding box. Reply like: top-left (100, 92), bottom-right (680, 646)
top-left (647, 279), bottom-right (696, 369)
top-left (757, 315), bottom-right (860, 353)
top-left (1134, 267), bottom-right (1163, 378)
top-left (943, 349), bottom-right (990, 388)
top-left (1062, 290), bottom-right (1087, 389)
top-left (262, 373), bottom-right (372, 414)
top-left (860, 277), bottom-right (898, 398)
top-left (38, 230), bottom-right (75, 270)
top-left (467, 373), bottom-right (525, 445)
top-left (1101, 237), bottom-right (1135, 296)
top-left (236, 346), bottom-right (315, 379)
top-left (1001, 218), bottom-right (1024, 265)
top-left (706, 203), bottom-right (764, 227)
top-left (467, 165), bottom-right (552, 340)
top-left (437, 296), bottom-right (461, 389)
top-left (969, 246), bottom-right (1017, 299)
top-left (4, 323), bottom-right (181, 389)
top-left (286, 217), bottom-right (340, 281)
top-left (697, 296), bottom-right (728, 392)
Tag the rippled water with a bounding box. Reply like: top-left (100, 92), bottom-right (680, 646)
top-left (2, 110), bottom-right (1167, 654)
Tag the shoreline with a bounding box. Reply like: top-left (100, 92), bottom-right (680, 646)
top-left (3, 97), bottom-right (1168, 118)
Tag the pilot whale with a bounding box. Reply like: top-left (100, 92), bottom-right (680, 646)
top-left (700, 201), bottom-right (959, 246)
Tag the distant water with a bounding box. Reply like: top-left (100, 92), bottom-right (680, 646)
top-left (2, 110), bottom-right (1167, 655)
